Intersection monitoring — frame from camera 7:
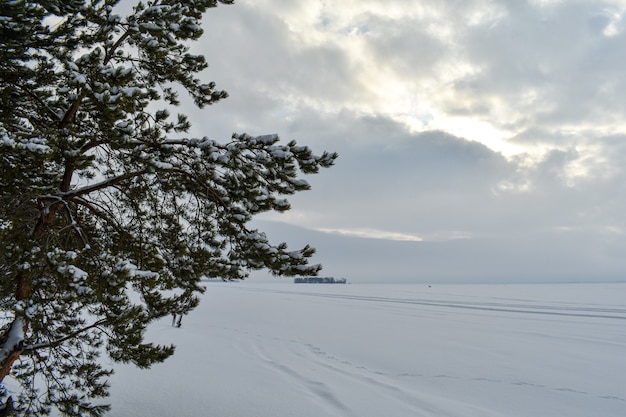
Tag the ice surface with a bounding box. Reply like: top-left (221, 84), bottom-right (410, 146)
top-left (105, 282), bottom-right (626, 417)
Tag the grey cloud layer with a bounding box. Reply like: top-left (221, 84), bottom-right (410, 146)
top-left (459, 2), bottom-right (626, 130)
top-left (186, 0), bottom-right (626, 281)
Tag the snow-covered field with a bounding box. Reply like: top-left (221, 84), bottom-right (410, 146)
top-left (107, 282), bottom-right (626, 417)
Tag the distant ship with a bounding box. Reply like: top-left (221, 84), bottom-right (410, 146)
top-left (294, 277), bottom-right (347, 284)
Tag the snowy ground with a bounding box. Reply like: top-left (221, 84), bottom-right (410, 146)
top-left (106, 282), bottom-right (626, 417)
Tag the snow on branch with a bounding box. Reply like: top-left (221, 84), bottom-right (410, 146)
top-left (0, 317), bottom-right (25, 364)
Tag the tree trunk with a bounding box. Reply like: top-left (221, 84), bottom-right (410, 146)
top-left (0, 184), bottom-right (66, 383)
top-left (0, 317), bottom-right (27, 384)
top-left (0, 396), bottom-right (15, 416)
top-left (0, 227), bottom-right (39, 385)
top-left (0, 272), bottom-right (31, 383)
top-left (0, 350), bottom-right (22, 384)
top-left (0, 273), bottom-right (30, 384)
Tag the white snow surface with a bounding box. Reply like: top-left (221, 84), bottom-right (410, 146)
top-left (106, 282), bottom-right (626, 417)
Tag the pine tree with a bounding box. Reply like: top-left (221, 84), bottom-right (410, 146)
top-left (0, 1), bottom-right (337, 415)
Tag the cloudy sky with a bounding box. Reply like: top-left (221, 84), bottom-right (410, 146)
top-left (168, 0), bottom-right (626, 282)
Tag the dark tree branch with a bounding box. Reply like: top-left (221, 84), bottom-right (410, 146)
top-left (13, 82), bottom-right (62, 123)
top-left (103, 30), bottom-right (132, 65)
top-left (22, 319), bottom-right (108, 354)
top-left (58, 91), bottom-right (85, 129)
top-left (63, 169), bottom-right (150, 198)
top-left (169, 168), bottom-right (227, 208)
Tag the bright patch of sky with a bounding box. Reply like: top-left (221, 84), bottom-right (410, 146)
top-left (316, 227), bottom-right (424, 242)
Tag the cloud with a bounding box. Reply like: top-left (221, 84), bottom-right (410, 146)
top-left (315, 227), bottom-right (424, 242)
top-left (254, 111), bottom-right (517, 239)
top-left (263, 109), bottom-right (626, 247)
top-left (195, 1), bottom-right (626, 161)
top-left (163, 0), bottom-right (626, 282)
top-left (253, 220), bottom-right (626, 283)
top-left (455, 2), bottom-right (626, 142)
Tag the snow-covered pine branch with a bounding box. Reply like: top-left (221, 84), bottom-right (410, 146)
top-left (0, 1), bottom-right (336, 415)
